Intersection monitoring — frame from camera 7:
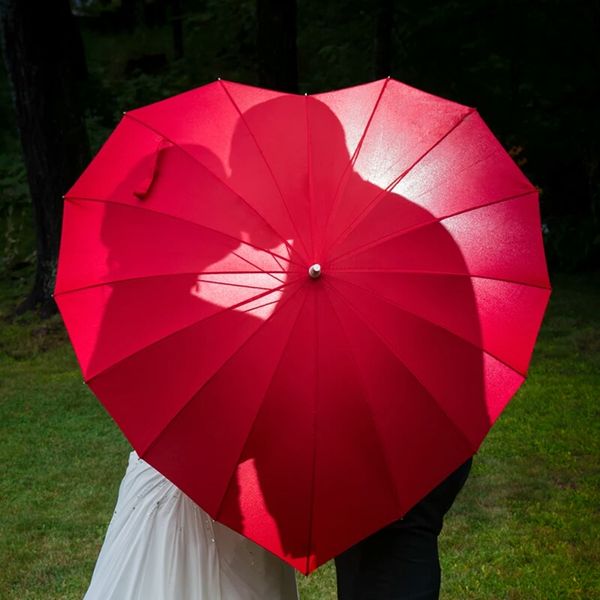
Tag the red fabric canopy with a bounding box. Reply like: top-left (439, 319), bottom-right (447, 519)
top-left (55, 78), bottom-right (551, 573)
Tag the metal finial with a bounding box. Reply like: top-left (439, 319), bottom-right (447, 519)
top-left (308, 264), bottom-right (322, 279)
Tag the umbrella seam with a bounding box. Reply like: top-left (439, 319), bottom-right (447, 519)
top-left (64, 195), bottom-right (302, 278)
top-left (271, 253), bottom-right (287, 272)
top-left (55, 270), bottom-right (294, 298)
top-left (322, 277), bottom-right (479, 455)
top-left (84, 278), bottom-right (304, 385)
top-left (237, 296), bottom-right (283, 315)
top-left (213, 289), bottom-right (310, 521)
top-left (326, 272), bottom-right (529, 378)
top-left (139, 283), bottom-right (307, 475)
top-left (324, 108), bottom-right (477, 259)
top-left (214, 249), bottom-right (287, 285)
top-left (330, 269), bottom-right (552, 292)
top-left (305, 93), bottom-right (316, 261)
top-left (305, 286), bottom-right (320, 575)
top-left (64, 197), bottom-right (288, 288)
top-left (122, 112), bottom-right (304, 267)
top-left (317, 77), bottom-right (390, 259)
top-left (399, 146), bottom-right (506, 205)
top-left (322, 280), bottom-right (405, 512)
top-left (192, 278), bottom-right (284, 291)
top-left (327, 189), bottom-right (537, 267)
top-left (218, 80), bottom-right (312, 264)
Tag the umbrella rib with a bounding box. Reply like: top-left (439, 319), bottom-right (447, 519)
top-left (317, 77), bottom-right (390, 258)
top-left (305, 93), bottom-right (316, 260)
top-left (331, 269), bottom-right (551, 291)
top-left (271, 253), bottom-right (290, 272)
top-left (322, 278), bottom-right (478, 455)
top-left (84, 278), bottom-right (304, 385)
top-left (322, 280), bottom-right (404, 511)
top-left (65, 194), bottom-right (300, 268)
top-left (326, 272), bottom-right (528, 378)
top-left (122, 112), bottom-right (304, 267)
top-left (138, 284), bottom-right (306, 471)
top-left (324, 109), bottom-right (477, 260)
top-left (55, 270), bottom-right (292, 298)
top-left (218, 80), bottom-right (312, 263)
top-left (305, 286), bottom-right (320, 574)
top-left (327, 190), bottom-right (537, 267)
top-left (65, 195), bottom-right (299, 284)
top-left (194, 278), bottom-right (279, 291)
top-left (398, 146), bottom-right (502, 205)
top-left (213, 289), bottom-right (310, 520)
top-left (238, 296), bottom-right (282, 314)
top-left (226, 248), bottom-right (286, 284)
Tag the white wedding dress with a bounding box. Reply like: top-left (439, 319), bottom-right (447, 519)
top-left (84, 451), bottom-right (299, 600)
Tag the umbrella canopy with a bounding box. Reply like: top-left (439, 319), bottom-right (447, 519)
top-left (54, 78), bottom-right (551, 573)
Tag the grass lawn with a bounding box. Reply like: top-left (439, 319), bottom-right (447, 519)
top-left (0, 270), bottom-right (598, 599)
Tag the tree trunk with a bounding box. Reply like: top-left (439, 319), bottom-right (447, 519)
top-left (256, 0), bottom-right (298, 93)
top-left (0, 0), bottom-right (91, 317)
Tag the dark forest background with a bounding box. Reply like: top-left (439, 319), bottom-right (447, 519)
top-left (1, 0), bottom-right (598, 316)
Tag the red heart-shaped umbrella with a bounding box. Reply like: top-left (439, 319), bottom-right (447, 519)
top-left (55, 78), bottom-right (551, 573)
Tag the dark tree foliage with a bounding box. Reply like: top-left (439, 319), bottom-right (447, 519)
top-left (172, 0), bottom-right (184, 59)
top-left (121, 0), bottom-right (142, 32)
top-left (0, 0), bottom-right (90, 316)
top-left (299, 0), bottom-right (600, 270)
top-left (374, 0), bottom-right (393, 78)
top-left (0, 0), bottom-right (597, 304)
top-left (257, 0), bottom-right (298, 93)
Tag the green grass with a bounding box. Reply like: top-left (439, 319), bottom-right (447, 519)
top-left (1, 271), bottom-right (598, 599)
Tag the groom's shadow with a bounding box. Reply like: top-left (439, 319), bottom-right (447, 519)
top-left (79, 88), bottom-right (484, 572)
top-left (198, 93), bottom-right (485, 571)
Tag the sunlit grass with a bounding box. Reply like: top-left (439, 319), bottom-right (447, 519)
top-left (1, 272), bottom-right (598, 599)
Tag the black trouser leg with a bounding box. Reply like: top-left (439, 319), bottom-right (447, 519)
top-left (335, 458), bottom-right (472, 600)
